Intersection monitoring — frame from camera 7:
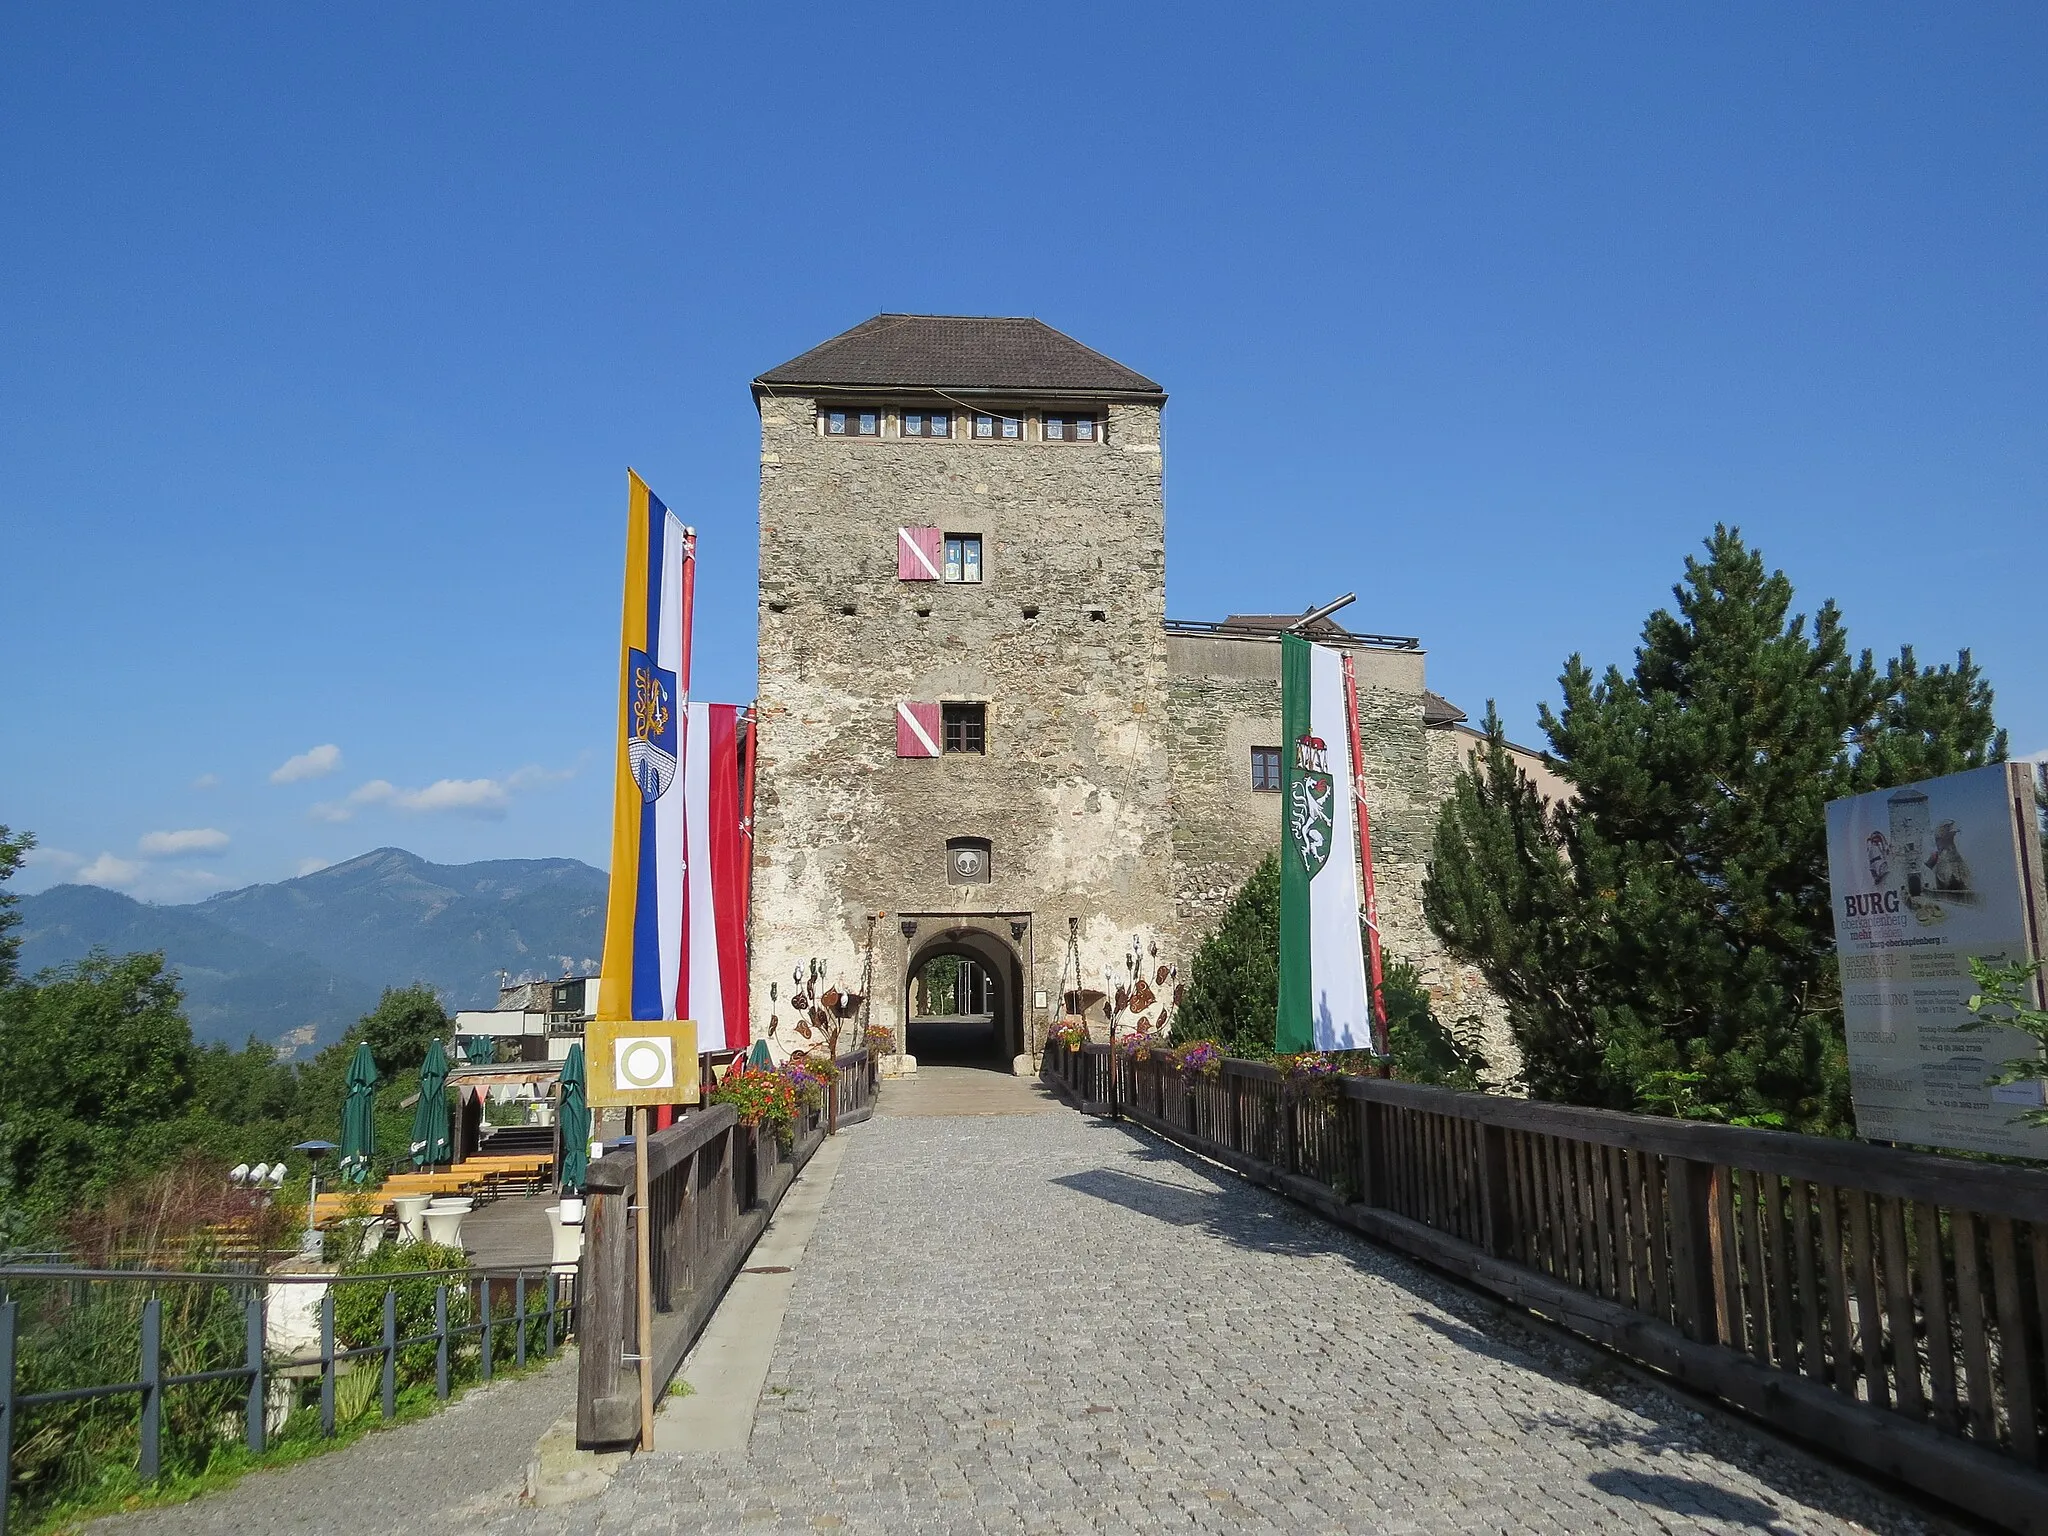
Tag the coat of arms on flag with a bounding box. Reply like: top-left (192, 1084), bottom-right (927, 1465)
top-left (1287, 733), bottom-right (1334, 878)
top-left (1276, 635), bottom-right (1374, 1055)
top-left (626, 647), bottom-right (678, 801)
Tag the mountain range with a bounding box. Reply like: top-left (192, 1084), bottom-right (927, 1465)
top-left (15, 848), bottom-right (608, 1054)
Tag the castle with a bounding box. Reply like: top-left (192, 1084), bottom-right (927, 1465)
top-left (746, 315), bottom-right (1514, 1071)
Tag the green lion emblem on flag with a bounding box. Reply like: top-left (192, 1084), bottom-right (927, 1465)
top-left (1287, 733), bottom-right (1335, 879)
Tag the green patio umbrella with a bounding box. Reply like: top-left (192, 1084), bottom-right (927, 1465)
top-left (557, 1042), bottom-right (590, 1193)
top-left (337, 1042), bottom-right (378, 1186)
top-left (409, 1037), bottom-right (453, 1169)
top-left (464, 1034), bottom-right (495, 1066)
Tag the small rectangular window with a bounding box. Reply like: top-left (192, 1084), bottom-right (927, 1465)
top-left (902, 409), bottom-right (951, 439)
top-left (1251, 746), bottom-right (1283, 792)
top-left (973, 412), bottom-right (1020, 441)
top-left (1044, 413), bottom-right (1101, 443)
top-left (942, 701), bottom-right (986, 754)
top-left (943, 534), bottom-right (982, 583)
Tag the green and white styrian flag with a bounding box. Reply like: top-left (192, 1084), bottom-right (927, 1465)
top-left (1275, 632), bottom-right (1373, 1053)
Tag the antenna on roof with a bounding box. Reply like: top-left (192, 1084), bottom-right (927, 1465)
top-left (1283, 593), bottom-right (1357, 634)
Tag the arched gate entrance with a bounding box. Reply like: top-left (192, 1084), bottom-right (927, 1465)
top-left (904, 925), bottom-right (1024, 1071)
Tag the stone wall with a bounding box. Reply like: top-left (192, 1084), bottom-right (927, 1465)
top-left (750, 394), bottom-right (1179, 1059)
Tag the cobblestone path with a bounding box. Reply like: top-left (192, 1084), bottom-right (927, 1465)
top-left (499, 1101), bottom-right (1941, 1536)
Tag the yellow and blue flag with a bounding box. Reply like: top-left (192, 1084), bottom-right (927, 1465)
top-left (598, 470), bottom-right (696, 1023)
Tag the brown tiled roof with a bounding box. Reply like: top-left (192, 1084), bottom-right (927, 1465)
top-left (755, 315), bottom-right (1164, 399)
top-left (1423, 690), bottom-right (1468, 727)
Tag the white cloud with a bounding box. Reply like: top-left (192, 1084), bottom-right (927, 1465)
top-left (404, 778), bottom-right (512, 814)
top-left (25, 846), bottom-right (83, 876)
top-left (271, 744), bottom-right (342, 784)
top-left (191, 772), bottom-right (221, 790)
top-left (308, 763), bottom-right (571, 823)
top-left (2018, 747), bottom-right (2048, 766)
top-left (76, 852), bottom-right (144, 889)
top-left (312, 776), bottom-right (509, 822)
top-left (138, 827), bottom-right (230, 857)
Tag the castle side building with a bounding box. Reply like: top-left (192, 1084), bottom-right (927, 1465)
top-left (748, 315), bottom-right (1515, 1072)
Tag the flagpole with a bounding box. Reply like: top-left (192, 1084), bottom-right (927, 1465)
top-left (633, 1103), bottom-right (654, 1450)
top-left (1341, 652), bottom-right (1389, 1055)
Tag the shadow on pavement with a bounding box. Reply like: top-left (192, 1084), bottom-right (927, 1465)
top-left (1585, 1470), bottom-right (1796, 1534)
top-left (1055, 1115), bottom-right (1938, 1536)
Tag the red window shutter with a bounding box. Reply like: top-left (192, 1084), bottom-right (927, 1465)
top-left (895, 701), bottom-right (940, 758)
top-left (897, 525), bottom-right (942, 581)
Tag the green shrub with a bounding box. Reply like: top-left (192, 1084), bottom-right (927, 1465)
top-left (1176, 853), bottom-right (1488, 1088)
top-left (331, 1239), bottom-right (470, 1385)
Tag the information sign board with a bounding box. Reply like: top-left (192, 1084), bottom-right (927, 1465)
top-left (584, 1019), bottom-right (700, 1108)
top-left (1824, 762), bottom-right (2048, 1156)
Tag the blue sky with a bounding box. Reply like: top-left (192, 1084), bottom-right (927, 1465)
top-left (4, 5), bottom-right (2043, 903)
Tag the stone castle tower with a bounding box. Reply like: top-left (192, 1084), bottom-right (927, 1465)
top-left (748, 315), bottom-right (1509, 1072)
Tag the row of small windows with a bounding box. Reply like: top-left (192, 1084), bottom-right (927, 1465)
top-left (897, 719), bottom-right (1288, 781)
top-left (822, 406), bottom-right (1101, 443)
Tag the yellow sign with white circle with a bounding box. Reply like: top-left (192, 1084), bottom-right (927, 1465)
top-left (585, 1020), bottom-right (699, 1107)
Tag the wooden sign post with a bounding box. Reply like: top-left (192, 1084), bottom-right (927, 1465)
top-left (584, 1019), bottom-right (698, 1451)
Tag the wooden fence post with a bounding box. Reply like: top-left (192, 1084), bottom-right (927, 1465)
top-left (1356, 1097), bottom-right (1382, 1208)
top-left (1666, 1157), bottom-right (1720, 1346)
top-left (576, 1184), bottom-right (629, 1443)
top-left (1478, 1122), bottom-right (1513, 1258)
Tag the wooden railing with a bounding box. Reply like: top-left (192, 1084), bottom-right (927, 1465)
top-left (575, 1051), bottom-right (868, 1446)
top-left (1044, 1046), bottom-right (2048, 1533)
top-left (833, 1048), bottom-right (879, 1129)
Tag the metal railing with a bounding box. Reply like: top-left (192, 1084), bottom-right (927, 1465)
top-left (1160, 616), bottom-right (1423, 650)
top-left (0, 1262), bottom-right (574, 1535)
top-left (1045, 1045), bottom-right (2048, 1534)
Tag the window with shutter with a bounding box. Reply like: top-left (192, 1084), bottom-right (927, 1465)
top-left (897, 526), bottom-right (943, 581)
top-left (896, 701), bottom-right (941, 758)
top-left (941, 702), bottom-right (986, 754)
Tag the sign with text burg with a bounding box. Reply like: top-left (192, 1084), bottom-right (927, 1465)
top-left (1824, 762), bottom-right (2048, 1157)
top-left (584, 1019), bottom-right (700, 1108)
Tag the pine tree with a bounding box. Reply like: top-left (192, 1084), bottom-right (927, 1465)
top-left (1425, 527), bottom-right (2004, 1133)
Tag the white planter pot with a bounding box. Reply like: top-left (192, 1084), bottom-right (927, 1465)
top-left (544, 1204), bottom-right (584, 1273)
top-left (423, 1208), bottom-right (466, 1248)
top-left (391, 1195), bottom-right (432, 1243)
